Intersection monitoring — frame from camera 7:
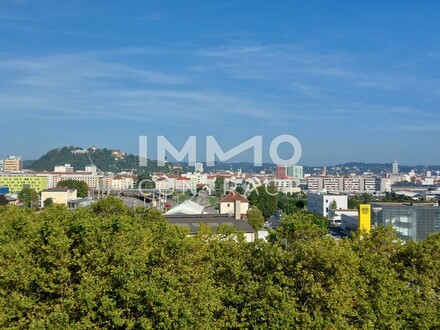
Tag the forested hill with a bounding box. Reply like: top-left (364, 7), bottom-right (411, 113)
top-left (27, 146), bottom-right (162, 173)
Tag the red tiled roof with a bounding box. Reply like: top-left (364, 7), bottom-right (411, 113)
top-left (219, 190), bottom-right (249, 203)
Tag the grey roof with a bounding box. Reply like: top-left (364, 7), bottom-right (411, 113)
top-left (165, 214), bottom-right (254, 234)
top-left (165, 200), bottom-right (205, 215)
top-left (42, 187), bottom-right (75, 193)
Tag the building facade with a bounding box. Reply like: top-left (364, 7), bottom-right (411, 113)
top-left (3, 156), bottom-right (22, 172)
top-left (371, 202), bottom-right (440, 242)
top-left (0, 175), bottom-right (48, 193)
top-left (41, 187), bottom-right (77, 207)
top-left (307, 193), bottom-right (348, 218)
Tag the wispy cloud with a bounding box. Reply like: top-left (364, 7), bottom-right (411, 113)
top-left (1, 42), bottom-right (439, 135)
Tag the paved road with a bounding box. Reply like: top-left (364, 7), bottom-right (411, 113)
top-left (265, 215), bottom-right (282, 229)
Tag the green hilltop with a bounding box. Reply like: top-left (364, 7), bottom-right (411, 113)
top-left (28, 146), bottom-right (162, 173)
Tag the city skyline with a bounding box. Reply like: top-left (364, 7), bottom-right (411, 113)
top-left (1, 1), bottom-right (440, 165)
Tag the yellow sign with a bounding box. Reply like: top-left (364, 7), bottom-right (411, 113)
top-left (358, 204), bottom-right (371, 233)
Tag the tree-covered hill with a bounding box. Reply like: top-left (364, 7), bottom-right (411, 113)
top-left (27, 146), bottom-right (163, 173)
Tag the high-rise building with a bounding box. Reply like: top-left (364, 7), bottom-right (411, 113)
top-left (194, 162), bottom-right (204, 173)
top-left (286, 165), bottom-right (304, 179)
top-left (392, 160), bottom-right (399, 174)
top-left (3, 156), bottom-right (22, 172)
top-left (276, 165), bottom-right (304, 179)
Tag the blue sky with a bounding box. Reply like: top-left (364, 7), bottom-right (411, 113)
top-left (1, 1), bottom-right (439, 166)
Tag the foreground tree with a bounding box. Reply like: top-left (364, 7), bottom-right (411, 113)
top-left (247, 206), bottom-right (265, 231)
top-left (18, 187), bottom-right (38, 210)
top-left (0, 198), bottom-right (439, 328)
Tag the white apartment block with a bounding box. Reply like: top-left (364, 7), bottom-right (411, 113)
top-left (54, 164), bottom-right (74, 172)
top-left (307, 176), bottom-right (382, 193)
top-left (307, 193), bottom-right (348, 218)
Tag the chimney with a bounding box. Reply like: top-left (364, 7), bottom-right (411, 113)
top-left (234, 200), bottom-right (241, 220)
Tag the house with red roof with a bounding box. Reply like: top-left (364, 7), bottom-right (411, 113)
top-left (219, 190), bottom-right (249, 220)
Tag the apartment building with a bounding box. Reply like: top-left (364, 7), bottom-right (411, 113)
top-left (3, 156), bottom-right (22, 172)
top-left (0, 175), bottom-right (48, 192)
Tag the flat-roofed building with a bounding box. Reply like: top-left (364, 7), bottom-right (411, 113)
top-left (3, 156), bottom-right (22, 172)
top-left (41, 187), bottom-right (77, 207)
top-left (307, 193), bottom-right (348, 218)
top-left (0, 175), bottom-right (48, 192)
top-left (371, 202), bottom-right (440, 242)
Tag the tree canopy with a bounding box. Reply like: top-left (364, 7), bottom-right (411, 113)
top-left (18, 187), bottom-right (38, 210)
top-left (57, 179), bottom-right (89, 198)
top-left (247, 184), bottom-right (278, 218)
top-left (246, 206), bottom-right (265, 231)
top-left (0, 198), bottom-right (439, 328)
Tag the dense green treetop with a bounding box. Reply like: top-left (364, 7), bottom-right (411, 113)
top-left (247, 184), bottom-right (278, 218)
top-left (17, 187), bottom-right (38, 210)
top-left (246, 206), bottom-right (265, 231)
top-left (0, 198), bottom-right (439, 328)
top-left (57, 179), bottom-right (89, 198)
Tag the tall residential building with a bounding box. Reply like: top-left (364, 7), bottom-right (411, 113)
top-left (392, 160), bottom-right (399, 174)
top-left (276, 165), bottom-right (304, 179)
top-left (3, 156), bottom-right (22, 172)
top-left (287, 165), bottom-right (304, 179)
top-left (194, 162), bottom-right (204, 173)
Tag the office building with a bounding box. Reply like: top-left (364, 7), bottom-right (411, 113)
top-left (371, 202), bottom-right (440, 242)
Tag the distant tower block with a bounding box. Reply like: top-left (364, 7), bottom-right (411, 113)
top-left (323, 163), bottom-right (327, 176)
top-left (194, 162), bottom-right (204, 173)
top-left (392, 160), bottom-right (399, 174)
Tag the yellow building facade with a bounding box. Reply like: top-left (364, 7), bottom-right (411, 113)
top-left (0, 175), bottom-right (48, 193)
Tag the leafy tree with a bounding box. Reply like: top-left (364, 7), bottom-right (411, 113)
top-left (57, 179), bottom-right (88, 197)
top-left (18, 187), bottom-right (38, 210)
top-left (269, 212), bottom-right (329, 245)
top-left (247, 206), bottom-right (265, 231)
top-left (234, 186), bottom-right (245, 195)
top-left (136, 173), bottom-right (154, 189)
top-left (248, 184), bottom-right (278, 218)
top-left (331, 199), bottom-right (337, 209)
top-left (43, 197), bottom-right (54, 208)
top-left (215, 176), bottom-right (225, 197)
top-left (0, 195), bottom-right (8, 206)
top-left (278, 192), bottom-right (306, 214)
top-left (0, 198), bottom-right (439, 328)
